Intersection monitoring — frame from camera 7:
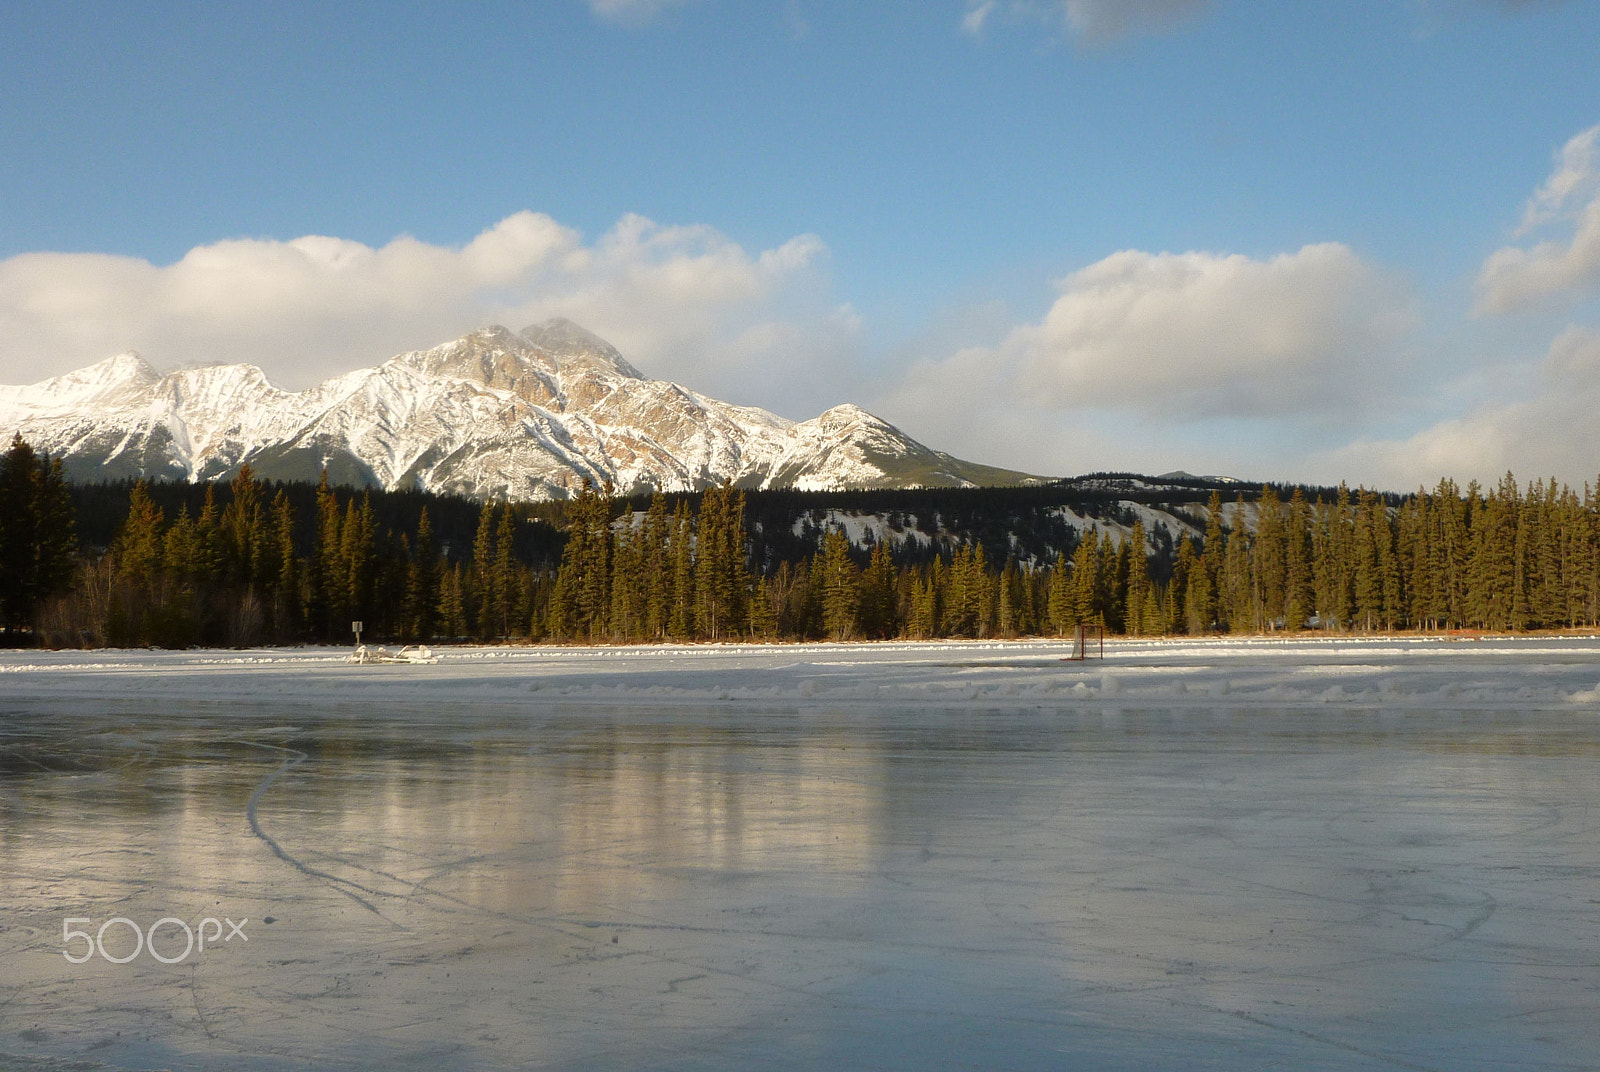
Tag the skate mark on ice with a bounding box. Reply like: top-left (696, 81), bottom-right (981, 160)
top-left (241, 740), bottom-right (404, 925)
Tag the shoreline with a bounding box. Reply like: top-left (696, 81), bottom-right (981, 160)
top-left (7, 625), bottom-right (1600, 657)
top-left (3, 635), bottom-right (1598, 715)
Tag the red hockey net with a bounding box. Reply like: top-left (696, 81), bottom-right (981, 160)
top-left (1065, 624), bottom-right (1104, 661)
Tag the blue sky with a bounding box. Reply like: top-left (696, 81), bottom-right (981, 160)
top-left (3, 0), bottom-right (1599, 488)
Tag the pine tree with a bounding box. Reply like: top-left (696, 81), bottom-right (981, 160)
top-left (691, 485), bottom-right (748, 640)
top-left (113, 481), bottom-right (166, 592)
top-left (193, 484), bottom-right (222, 588)
top-left (1253, 487), bottom-right (1286, 629)
top-left (342, 496), bottom-right (377, 631)
top-left (472, 503), bottom-right (499, 639)
top-left (749, 573), bottom-right (779, 639)
top-left (1221, 504), bottom-right (1251, 633)
top-left (1437, 479), bottom-right (1471, 627)
top-left (907, 563), bottom-right (938, 639)
top-left (1184, 548), bottom-right (1213, 634)
top-left (1090, 531), bottom-right (1116, 632)
top-left (1353, 490), bottom-right (1384, 632)
top-left (107, 480), bottom-right (165, 644)
top-left (306, 473), bottom-right (341, 637)
top-left (1071, 535), bottom-right (1098, 627)
top-left (1468, 474), bottom-right (1519, 630)
top-left (1169, 536), bottom-right (1195, 635)
top-left (859, 539), bottom-right (897, 638)
top-left (440, 562), bottom-right (468, 638)
top-left (1125, 522), bottom-right (1150, 637)
top-left (669, 502), bottom-right (695, 639)
top-left (642, 493), bottom-right (671, 640)
top-left (820, 527), bottom-right (861, 640)
top-left (1041, 550), bottom-right (1061, 635)
top-left (1284, 489), bottom-right (1313, 631)
top-left (405, 507), bottom-right (441, 640)
top-left (493, 505), bottom-right (517, 638)
top-left (1525, 478), bottom-right (1563, 628)
top-left (1323, 485), bottom-right (1356, 631)
top-left (1196, 492), bottom-right (1226, 631)
top-left (549, 482), bottom-right (612, 641)
top-left (220, 464), bottom-right (265, 588)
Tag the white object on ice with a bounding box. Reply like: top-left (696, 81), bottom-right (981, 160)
top-left (349, 644), bottom-right (439, 665)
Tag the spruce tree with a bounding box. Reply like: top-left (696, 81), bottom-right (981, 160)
top-left (267, 490), bottom-right (301, 640)
top-left (642, 493), bottom-right (670, 639)
top-left (820, 527), bottom-right (861, 640)
top-left (472, 503), bottom-right (499, 639)
top-left (114, 482), bottom-right (166, 592)
top-left (749, 573), bottom-right (779, 640)
top-left (9, 446), bottom-right (80, 632)
top-left (406, 507), bottom-right (441, 641)
top-left (1468, 475), bottom-right (1519, 630)
top-left (669, 502), bottom-right (695, 639)
top-left (1253, 487), bottom-right (1287, 629)
top-left (1125, 522), bottom-right (1150, 637)
top-left (493, 505), bottom-right (517, 638)
top-left (1284, 489), bottom-right (1313, 631)
top-left (1069, 536), bottom-right (1097, 628)
top-left (859, 539), bottom-right (897, 639)
top-left (440, 562), bottom-right (467, 638)
top-left (341, 496), bottom-right (376, 632)
top-left (1221, 506), bottom-right (1251, 633)
top-left (307, 473), bottom-right (342, 637)
top-left (220, 465), bottom-right (264, 588)
top-left (1353, 490), bottom-right (1383, 632)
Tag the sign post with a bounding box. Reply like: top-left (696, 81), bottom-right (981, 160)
top-left (352, 620), bottom-right (363, 647)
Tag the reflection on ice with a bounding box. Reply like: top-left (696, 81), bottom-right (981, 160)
top-left (1, 638), bottom-right (1598, 1070)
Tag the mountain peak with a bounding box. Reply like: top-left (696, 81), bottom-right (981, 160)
top-left (802, 403), bottom-right (894, 434)
top-left (2, 351), bottom-right (160, 409)
top-left (519, 319), bottom-right (644, 380)
top-left (58, 351), bottom-right (159, 388)
top-left (815, 403), bottom-right (878, 421)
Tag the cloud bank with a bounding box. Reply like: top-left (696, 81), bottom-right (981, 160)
top-left (872, 242), bottom-right (1417, 483)
top-left (1322, 326), bottom-right (1600, 489)
top-left (0, 212), bottom-right (842, 411)
top-left (891, 242), bottom-right (1410, 423)
top-left (1477, 123), bottom-right (1600, 313)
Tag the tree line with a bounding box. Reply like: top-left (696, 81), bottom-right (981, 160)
top-left (3, 432), bottom-right (1598, 646)
top-left (0, 436), bottom-right (76, 637)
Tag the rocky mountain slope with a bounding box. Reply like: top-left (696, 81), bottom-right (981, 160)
top-left (1, 320), bottom-right (1042, 500)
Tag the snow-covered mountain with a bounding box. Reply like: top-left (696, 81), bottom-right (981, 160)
top-left (0, 320), bottom-right (1041, 500)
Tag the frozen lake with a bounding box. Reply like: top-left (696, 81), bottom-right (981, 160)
top-left (2, 637), bottom-right (1598, 1070)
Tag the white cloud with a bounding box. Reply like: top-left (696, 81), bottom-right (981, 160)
top-left (962, 0), bottom-right (1209, 43)
top-left (963, 1), bottom-right (998, 35)
top-left (870, 243), bottom-right (1415, 482)
top-left (891, 243), bottom-right (1411, 426)
top-left (1476, 123), bottom-right (1600, 313)
top-left (0, 212), bottom-right (837, 408)
top-left (1517, 124), bottom-right (1598, 233)
top-left (584, 0), bottom-right (698, 25)
top-left (1318, 326), bottom-right (1600, 488)
top-left (1062, 0), bottom-right (1208, 42)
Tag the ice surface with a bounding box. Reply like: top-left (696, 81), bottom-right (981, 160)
top-left (1, 637), bottom-right (1598, 1069)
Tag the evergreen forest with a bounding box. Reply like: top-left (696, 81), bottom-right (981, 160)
top-left (2, 434), bottom-right (1599, 648)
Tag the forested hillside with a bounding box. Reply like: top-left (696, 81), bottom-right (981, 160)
top-left (3, 433), bottom-right (1597, 647)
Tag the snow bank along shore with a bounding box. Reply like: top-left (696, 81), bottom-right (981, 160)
top-left (4, 635), bottom-right (1599, 713)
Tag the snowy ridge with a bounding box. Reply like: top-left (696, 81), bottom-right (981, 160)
top-left (0, 320), bottom-right (1040, 500)
top-left (787, 501), bottom-right (1206, 561)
